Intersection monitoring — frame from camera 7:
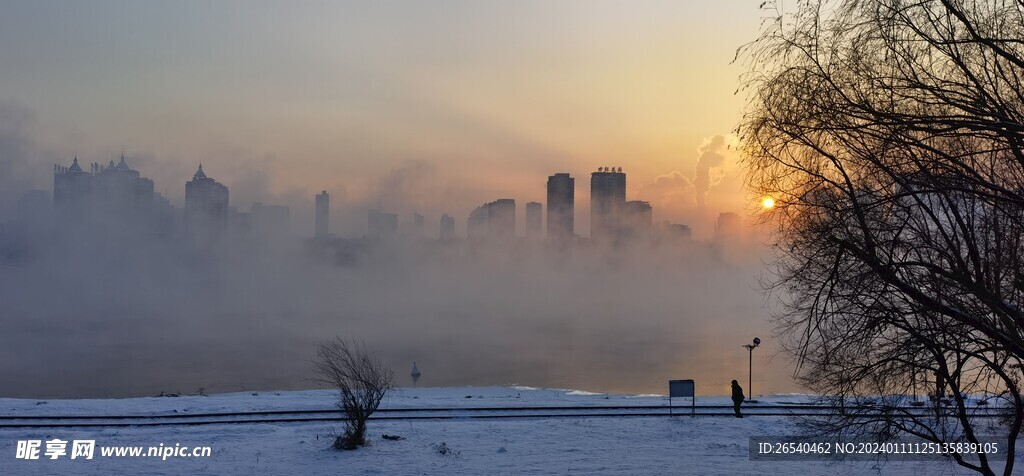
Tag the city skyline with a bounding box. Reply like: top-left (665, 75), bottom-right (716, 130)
top-left (1, 152), bottom-right (779, 399)
top-left (0, 1), bottom-right (760, 240)
top-left (41, 156), bottom-right (736, 241)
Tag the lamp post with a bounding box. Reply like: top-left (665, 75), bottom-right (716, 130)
top-left (742, 337), bottom-right (761, 403)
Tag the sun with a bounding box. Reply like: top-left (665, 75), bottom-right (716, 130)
top-left (761, 196), bottom-right (776, 209)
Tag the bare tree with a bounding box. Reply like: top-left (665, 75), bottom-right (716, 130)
top-left (741, 1), bottom-right (1024, 474)
top-left (314, 338), bottom-right (394, 450)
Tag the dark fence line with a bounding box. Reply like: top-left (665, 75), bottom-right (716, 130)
top-left (0, 403), bottom-right (1008, 421)
top-left (0, 408), bottom-right (1013, 429)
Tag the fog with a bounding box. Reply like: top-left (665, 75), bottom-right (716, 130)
top-left (0, 100), bottom-right (793, 399)
top-left (0, 216), bottom-right (788, 399)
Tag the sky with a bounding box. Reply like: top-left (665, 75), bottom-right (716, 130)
top-left (0, 1), bottom-right (766, 237)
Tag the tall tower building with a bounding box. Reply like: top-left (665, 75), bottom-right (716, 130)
top-left (53, 157), bottom-right (92, 220)
top-left (367, 209), bottom-right (398, 239)
top-left (440, 213), bottom-right (456, 240)
top-left (623, 200), bottom-right (653, 237)
top-left (467, 199), bottom-right (516, 240)
top-left (92, 155), bottom-right (155, 218)
top-left (716, 212), bottom-right (741, 238)
top-left (487, 199), bottom-right (516, 239)
top-left (185, 164), bottom-right (229, 242)
top-left (546, 173), bottom-right (574, 239)
top-left (525, 202), bottom-right (542, 238)
top-left (590, 167), bottom-right (626, 240)
top-left (53, 155), bottom-right (164, 232)
top-left (53, 156), bottom-right (156, 218)
top-left (467, 206), bottom-right (487, 240)
top-left (315, 191), bottom-right (329, 238)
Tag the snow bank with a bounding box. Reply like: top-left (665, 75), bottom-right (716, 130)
top-left (0, 386), bottom-right (1010, 475)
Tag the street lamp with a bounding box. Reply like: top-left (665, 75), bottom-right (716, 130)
top-left (742, 337), bottom-right (761, 403)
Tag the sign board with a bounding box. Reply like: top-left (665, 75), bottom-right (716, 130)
top-left (669, 380), bottom-right (695, 398)
top-left (668, 379), bottom-right (695, 417)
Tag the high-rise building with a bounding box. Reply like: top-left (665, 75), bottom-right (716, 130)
top-left (525, 202), bottom-right (542, 238)
top-left (546, 173), bottom-right (574, 239)
top-left (488, 199), bottom-right (515, 238)
top-left (53, 158), bottom-right (93, 220)
top-left (367, 209), bottom-right (398, 239)
top-left (228, 206), bottom-right (251, 236)
top-left (623, 200), bottom-right (653, 237)
top-left (315, 191), bottom-right (329, 238)
top-left (467, 206), bottom-right (488, 240)
top-left (716, 212), bottom-right (741, 238)
top-left (661, 222), bottom-right (692, 240)
top-left (440, 213), bottom-right (456, 240)
top-left (185, 164), bottom-right (229, 242)
top-left (467, 199), bottom-right (516, 240)
top-left (590, 167), bottom-right (626, 240)
top-left (92, 156), bottom-right (156, 217)
top-left (53, 155), bottom-right (156, 222)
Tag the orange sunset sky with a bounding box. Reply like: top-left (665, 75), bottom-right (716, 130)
top-left (0, 1), bottom-right (766, 237)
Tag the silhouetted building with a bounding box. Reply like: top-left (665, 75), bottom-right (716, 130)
top-left (716, 212), bottom-right (741, 238)
top-left (467, 199), bottom-right (516, 240)
top-left (658, 222), bottom-right (692, 241)
top-left (590, 167), bottom-right (626, 240)
top-left (251, 202), bottom-right (291, 239)
top-left (185, 164), bottom-right (229, 242)
top-left (93, 156), bottom-right (156, 217)
top-left (489, 199), bottom-right (515, 238)
top-left (53, 155), bottom-right (156, 223)
top-left (623, 200), bottom-right (653, 237)
top-left (315, 191), bottom-right (329, 238)
top-left (368, 209), bottom-right (398, 239)
top-left (53, 157), bottom-right (92, 219)
top-left (546, 173), bottom-right (574, 239)
top-left (525, 202), bottom-right (542, 238)
top-left (228, 206), bottom-right (251, 236)
top-left (440, 213), bottom-right (456, 240)
top-left (467, 206), bottom-right (488, 240)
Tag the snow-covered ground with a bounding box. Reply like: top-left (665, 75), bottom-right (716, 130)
top-left (0, 386), bottom-right (1014, 475)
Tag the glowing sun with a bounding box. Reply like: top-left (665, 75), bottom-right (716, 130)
top-left (761, 196), bottom-right (776, 209)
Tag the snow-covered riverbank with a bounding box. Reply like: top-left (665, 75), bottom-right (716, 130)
top-left (0, 386), bottom-right (1011, 475)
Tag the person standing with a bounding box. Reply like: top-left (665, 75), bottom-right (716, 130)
top-left (731, 380), bottom-right (745, 418)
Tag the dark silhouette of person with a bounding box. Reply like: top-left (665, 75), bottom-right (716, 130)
top-left (731, 380), bottom-right (745, 418)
